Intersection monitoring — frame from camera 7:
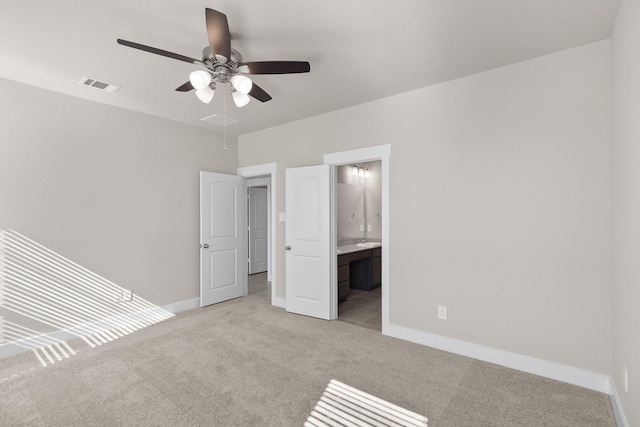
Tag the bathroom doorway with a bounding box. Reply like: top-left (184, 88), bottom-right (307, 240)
top-left (324, 145), bottom-right (390, 329)
top-left (334, 161), bottom-right (383, 330)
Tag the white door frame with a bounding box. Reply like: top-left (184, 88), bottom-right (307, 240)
top-left (324, 145), bottom-right (390, 330)
top-left (237, 162), bottom-right (280, 307)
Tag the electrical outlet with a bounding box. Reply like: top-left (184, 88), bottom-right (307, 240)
top-left (360, 224), bottom-right (365, 231)
top-left (438, 305), bottom-right (448, 320)
top-left (623, 366), bottom-right (629, 392)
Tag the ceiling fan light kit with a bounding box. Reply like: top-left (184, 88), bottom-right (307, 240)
top-left (189, 70), bottom-right (212, 90)
top-left (195, 86), bottom-right (215, 104)
top-left (117, 8), bottom-right (310, 109)
top-left (230, 75), bottom-right (252, 95)
top-left (232, 90), bottom-right (251, 108)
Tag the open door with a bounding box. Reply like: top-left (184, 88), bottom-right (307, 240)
top-left (200, 171), bottom-right (246, 307)
top-left (285, 165), bottom-right (331, 320)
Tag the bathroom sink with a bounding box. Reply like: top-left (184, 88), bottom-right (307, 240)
top-left (356, 242), bottom-right (380, 248)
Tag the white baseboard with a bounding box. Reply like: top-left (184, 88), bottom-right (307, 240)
top-left (0, 329), bottom-right (77, 359)
top-left (384, 323), bottom-right (612, 395)
top-left (162, 297), bottom-right (200, 314)
top-left (609, 378), bottom-right (630, 427)
top-left (0, 298), bottom-right (199, 360)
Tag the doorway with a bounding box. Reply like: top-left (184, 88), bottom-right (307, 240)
top-left (335, 161), bottom-right (382, 331)
top-left (237, 163), bottom-right (279, 307)
top-left (247, 178), bottom-right (270, 303)
top-left (324, 144), bottom-right (391, 332)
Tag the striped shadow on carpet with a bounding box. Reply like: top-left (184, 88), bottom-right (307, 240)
top-left (306, 379), bottom-right (428, 427)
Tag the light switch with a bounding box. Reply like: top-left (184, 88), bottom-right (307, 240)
top-left (367, 224), bottom-right (372, 232)
top-left (360, 224), bottom-right (364, 231)
top-left (279, 212), bottom-right (286, 222)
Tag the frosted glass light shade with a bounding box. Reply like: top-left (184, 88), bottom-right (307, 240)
top-left (232, 91), bottom-right (250, 108)
top-left (364, 169), bottom-right (370, 178)
top-left (189, 70), bottom-right (212, 90)
top-left (195, 86), bottom-right (215, 104)
top-left (230, 75), bottom-right (253, 95)
top-left (352, 165), bottom-right (359, 176)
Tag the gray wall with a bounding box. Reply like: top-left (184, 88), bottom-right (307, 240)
top-left (0, 78), bottom-right (238, 312)
top-left (612, 1), bottom-right (640, 425)
top-left (239, 40), bottom-right (612, 375)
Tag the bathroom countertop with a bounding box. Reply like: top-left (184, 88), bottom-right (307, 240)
top-left (336, 242), bottom-right (382, 255)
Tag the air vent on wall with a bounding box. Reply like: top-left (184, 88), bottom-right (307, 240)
top-left (78, 77), bottom-right (120, 93)
top-left (201, 114), bottom-right (238, 127)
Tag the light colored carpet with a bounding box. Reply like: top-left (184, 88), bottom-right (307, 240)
top-left (0, 280), bottom-right (616, 426)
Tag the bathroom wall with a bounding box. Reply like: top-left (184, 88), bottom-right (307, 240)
top-left (364, 161), bottom-right (382, 240)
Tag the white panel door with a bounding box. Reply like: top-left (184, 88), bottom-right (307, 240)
top-left (285, 165), bottom-right (331, 319)
top-left (249, 187), bottom-right (268, 274)
top-left (200, 172), bottom-right (246, 307)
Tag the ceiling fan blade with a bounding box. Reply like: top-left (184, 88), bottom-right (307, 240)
top-left (117, 39), bottom-right (201, 64)
top-left (175, 81), bottom-right (194, 92)
top-left (240, 61), bottom-right (310, 75)
top-left (205, 8), bottom-right (231, 61)
top-left (248, 83), bottom-right (272, 102)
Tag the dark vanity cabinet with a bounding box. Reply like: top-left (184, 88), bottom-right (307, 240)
top-left (338, 254), bottom-right (351, 303)
top-left (337, 247), bottom-right (382, 303)
top-left (372, 247), bottom-right (382, 288)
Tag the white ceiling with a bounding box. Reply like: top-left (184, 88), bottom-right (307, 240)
top-left (0, 0), bottom-right (620, 136)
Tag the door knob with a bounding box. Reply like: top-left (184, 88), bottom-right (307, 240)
top-left (203, 244), bottom-right (209, 249)
top-left (285, 245), bottom-right (291, 251)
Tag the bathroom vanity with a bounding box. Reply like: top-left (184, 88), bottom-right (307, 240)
top-left (337, 243), bottom-right (382, 303)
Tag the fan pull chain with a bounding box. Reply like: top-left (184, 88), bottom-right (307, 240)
top-left (223, 86), bottom-right (227, 151)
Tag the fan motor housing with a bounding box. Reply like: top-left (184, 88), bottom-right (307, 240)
top-left (201, 46), bottom-right (243, 63)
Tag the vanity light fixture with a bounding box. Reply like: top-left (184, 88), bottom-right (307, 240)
top-left (350, 164), bottom-right (370, 178)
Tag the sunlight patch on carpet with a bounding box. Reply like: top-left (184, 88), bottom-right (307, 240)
top-left (306, 379), bottom-right (428, 427)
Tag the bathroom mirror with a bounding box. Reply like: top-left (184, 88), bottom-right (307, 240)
top-left (337, 182), bottom-right (365, 243)
top-left (336, 161), bottom-right (382, 245)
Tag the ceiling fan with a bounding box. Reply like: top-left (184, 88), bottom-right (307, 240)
top-left (117, 8), bottom-right (310, 108)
